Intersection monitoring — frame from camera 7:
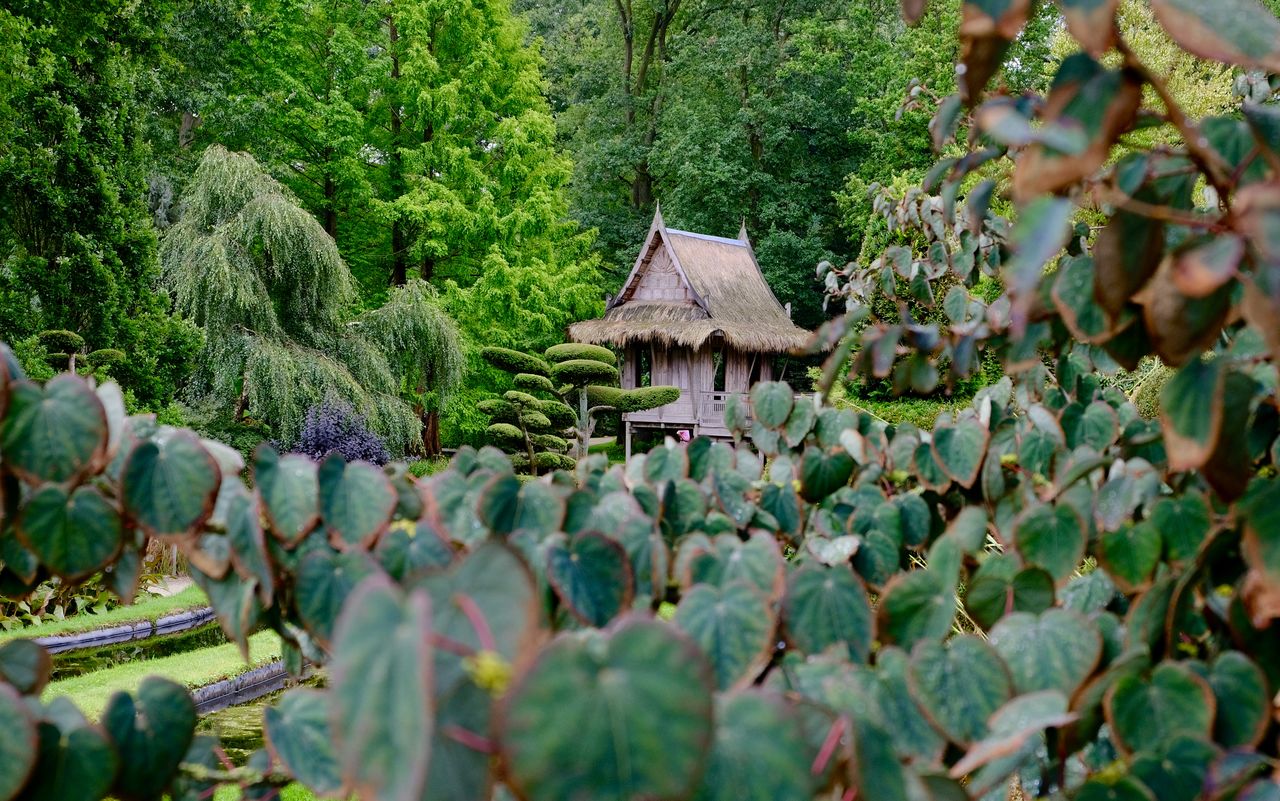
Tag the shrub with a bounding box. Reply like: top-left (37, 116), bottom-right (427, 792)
top-left (544, 342), bottom-right (616, 364)
top-left (550, 358), bottom-right (619, 386)
top-left (513, 372), bottom-right (556, 394)
top-left (481, 346), bottom-right (551, 376)
top-left (585, 385), bottom-right (682, 413)
top-left (86, 348), bottom-right (127, 370)
top-left (8, 5), bottom-right (1280, 801)
top-left (37, 329), bottom-right (84, 355)
top-left (289, 398), bottom-right (391, 465)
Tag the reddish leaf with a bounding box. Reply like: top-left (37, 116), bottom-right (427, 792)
top-left (1171, 234), bottom-right (1245, 298)
top-left (1150, 0), bottom-right (1280, 73)
top-left (1058, 0), bottom-right (1119, 56)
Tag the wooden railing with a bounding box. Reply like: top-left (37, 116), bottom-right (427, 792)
top-left (700, 392), bottom-right (749, 423)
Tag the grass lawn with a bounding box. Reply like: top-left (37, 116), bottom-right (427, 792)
top-left (211, 785), bottom-right (318, 800)
top-left (43, 630), bottom-right (280, 718)
top-left (0, 585), bottom-right (208, 643)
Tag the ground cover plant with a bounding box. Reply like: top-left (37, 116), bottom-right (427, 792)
top-left (2, 2), bottom-right (1280, 801)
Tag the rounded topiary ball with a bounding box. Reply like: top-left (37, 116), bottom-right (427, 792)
top-left (38, 329), bottom-right (85, 355)
top-left (551, 359), bottom-right (619, 387)
top-left (482, 346), bottom-right (551, 377)
top-left (514, 373), bottom-right (557, 394)
top-left (532, 451), bottom-right (576, 471)
top-left (534, 399), bottom-right (577, 429)
top-left (486, 423), bottom-right (525, 449)
top-left (87, 348), bottom-right (127, 369)
top-left (545, 343), bottom-right (616, 365)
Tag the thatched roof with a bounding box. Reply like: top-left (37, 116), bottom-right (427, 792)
top-left (569, 209), bottom-right (814, 353)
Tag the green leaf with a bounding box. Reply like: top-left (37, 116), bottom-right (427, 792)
top-left (319, 453), bottom-right (396, 550)
top-left (1014, 504), bottom-right (1086, 583)
top-left (951, 690), bottom-right (1077, 776)
top-left (683, 532), bottom-right (785, 601)
top-left (750, 382), bottom-right (794, 430)
top-left (264, 688), bottom-right (342, 796)
top-left (374, 520), bottom-right (455, 582)
top-left (501, 618), bottom-right (715, 801)
top-left (330, 576), bottom-right (434, 801)
top-left (477, 474), bottom-right (522, 535)
top-left (546, 532), bottom-right (633, 627)
top-left (102, 677), bottom-right (197, 801)
top-left (1149, 0), bottom-right (1280, 72)
top-left (988, 609), bottom-right (1102, 696)
top-left (964, 557), bottom-right (1055, 630)
top-left (122, 432), bottom-right (222, 539)
top-left (0, 639), bottom-right (52, 695)
top-left (914, 441), bottom-right (952, 492)
top-left (1074, 775), bottom-right (1156, 801)
top-left (674, 581), bottom-right (775, 690)
top-left (221, 480), bottom-right (274, 604)
top-left (253, 447), bottom-right (320, 546)
top-left (1097, 522), bottom-right (1162, 592)
top-left (0, 376), bottom-right (107, 485)
top-left (1152, 493), bottom-right (1211, 564)
top-left (24, 709), bottom-right (118, 801)
top-left (1207, 651), bottom-right (1271, 747)
top-left (782, 400), bottom-right (817, 448)
top-left (798, 446), bottom-right (854, 503)
top-left (1058, 0), bottom-right (1119, 54)
top-left (1105, 662), bottom-right (1215, 754)
top-left (1054, 256), bottom-right (1110, 342)
top-left (0, 685), bottom-right (36, 801)
top-left (1004, 197), bottom-right (1072, 315)
top-left (692, 692), bottom-right (814, 801)
top-left (878, 569), bottom-right (955, 649)
top-left (1160, 358), bottom-right (1226, 472)
top-left (945, 507), bottom-right (989, 553)
top-left (295, 549), bottom-right (379, 646)
top-left (872, 647), bottom-right (948, 763)
top-left (908, 634), bottom-right (1014, 745)
top-left (848, 715), bottom-right (910, 801)
top-left (931, 418), bottom-right (989, 489)
top-left (1130, 735), bottom-right (1218, 801)
top-left (17, 485), bottom-right (122, 582)
top-left (189, 562), bottom-right (261, 659)
top-left (784, 564), bottom-right (874, 662)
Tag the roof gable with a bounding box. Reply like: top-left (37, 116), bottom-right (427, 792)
top-left (608, 206), bottom-right (708, 313)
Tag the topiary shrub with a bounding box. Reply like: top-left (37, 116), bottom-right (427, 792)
top-left (86, 348), bottom-right (126, 369)
top-left (481, 346), bottom-right (551, 377)
top-left (37, 329), bottom-right (84, 356)
top-left (480, 340), bottom-right (679, 471)
top-left (289, 398), bottom-right (391, 465)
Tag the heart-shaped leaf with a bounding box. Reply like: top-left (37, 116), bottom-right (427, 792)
top-left (799, 446), bottom-right (855, 503)
top-left (1160, 358), bottom-right (1226, 472)
top-left (0, 684), bottom-right (36, 801)
top-left (931, 418), bottom-right (989, 489)
top-left (873, 647), bottom-right (947, 763)
top-left (908, 634), bottom-right (1014, 745)
top-left (1097, 522), bottom-right (1162, 592)
top-left (330, 576), bottom-right (434, 801)
top-left (1074, 775), bottom-right (1157, 801)
top-left (1105, 662), bottom-right (1215, 755)
top-left (965, 556), bottom-right (1055, 630)
top-left (784, 564), bottom-right (874, 662)
top-left (914, 441), bottom-right (952, 492)
top-left (17, 485), bottom-right (123, 582)
top-left (675, 580), bottom-right (775, 690)
top-left (547, 531), bottom-right (633, 627)
top-left (750, 382), bottom-right (794, 429)
top-left (1130, 735), bottom-right (1218, 801)
top-left (220, 480), bottom-right (274, 605)
top-left (102, 676), bottom-right (197, 801)
top-left (683, 532), bottom-right (785, 601)
top-left (1014, 503), bottom-right (1086, 583)
top-left (295, 549), bottom-right (380, 646)
top-left (254, 447), bottom-right (320, 546)
top-left (264, 688), bottom-right (342, 796)
top-left (1150, 0), bottom-right (1280, 72)
top-left (691, 691), bottom-right (814, 801)
top-left (1206, 651), bottom-right (1270, 747)
top-left (23, 708), bottom-right (118, 801)
top-left (0, 376), bottom-right (107, 485)
top-left (500, 617), bottom-right (715, 801)
top-left (878, 569), bottom-right (955, 649)
top-left (375, 520), bottom-right (454, 582)
top-left (988, 609), bottom-right (1102, 696)
top-left (122, 432), bottom-right (221, 539)
top-left (1151, 492), bottom-right (1211, 564)
top-left (951, 690), bottom-right (1078, 777)
top-left (1059, 0), bottom-right (1119, 55)
top-left (0, 639), bottom-right (52, 695)
top-left (319, 453), bottom-right (397, 550)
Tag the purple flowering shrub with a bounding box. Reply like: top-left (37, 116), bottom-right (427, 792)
top-left (289, 398), bottom-right (391, 465)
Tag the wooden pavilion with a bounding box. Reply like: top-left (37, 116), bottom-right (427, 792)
top-left (569, 207), bottom-right (813, 455)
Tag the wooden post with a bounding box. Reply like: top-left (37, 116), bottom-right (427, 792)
top-left (625, 421), bottom-right (633, 461)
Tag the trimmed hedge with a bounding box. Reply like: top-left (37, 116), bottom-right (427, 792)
top-left (486, 423), bottom-right (525, 448)
top-left (586, 385), bottom-right (681, 413)
top-left (38, 329), bottom-right (84, 355)
top-left (534, 399), bottom-right (577, 430)
top-left (504, 390), bottom-right (541, 408)
top-left (514, 373), bottom-right (557, 394)
top-left (545, 343), bottom-right (616, 365)
top-left (482, 346), bottom-right (551, 377)
top-left (86, 349), bottom-right (127, 369)
top-left (531, 451), bottom-right (576, 470)
top-left (519, 410), bottom-right (552, 430)
top-left (477, 398), bottom-right (518, 423)
top-left (551, 359), bottom-right (619, 387)
top-left (530, 433), bottom-right (569, 452)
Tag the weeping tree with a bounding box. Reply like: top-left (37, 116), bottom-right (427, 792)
top-left (161, 146), bottom-right (462, 454)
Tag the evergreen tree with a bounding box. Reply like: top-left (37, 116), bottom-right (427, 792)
top-left (160, 145), bottom-right (462, 453)
top-left (0, 0), bottom-right (200, 408)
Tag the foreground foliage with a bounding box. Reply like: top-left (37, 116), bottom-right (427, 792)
top-left (3, 1), bottom-right (1280, 800)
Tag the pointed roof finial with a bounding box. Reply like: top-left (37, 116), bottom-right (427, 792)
top-left (654, 200), bottom-right (664, 225)
top-left (738, 217), bottom-right (750, 245)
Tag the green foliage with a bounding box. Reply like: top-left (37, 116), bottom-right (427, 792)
top-left (481, 348), bottom-right (551, 377)
top-left (38, 330), bottom-right (84, 356)
top-left (7, 3), bottom-right (1280, 800)
top-left (585, 385), bottom-right (682, 413)
top-left (85, 350), bottom-right (126, 370)
top-left (545, 343), bottom-right (616, 365)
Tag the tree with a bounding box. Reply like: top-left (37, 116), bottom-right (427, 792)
top-left (160, 145), bottom-right (461, 454)
top-left (0, 0), bottom-right (200, 409)
top-left (479, 342), bottom-right (679, 472)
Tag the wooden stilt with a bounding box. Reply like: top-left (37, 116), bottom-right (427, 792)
top-left (625, 421), bottom-right (632, 461)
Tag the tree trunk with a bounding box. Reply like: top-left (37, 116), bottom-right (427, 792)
top-left (577, 387), bottom-right (590, 459)
top-left (420, 409), bottom-right (441, 458)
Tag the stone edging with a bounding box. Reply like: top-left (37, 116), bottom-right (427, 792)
top-left (33, 607), bottom-right (217, 654)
